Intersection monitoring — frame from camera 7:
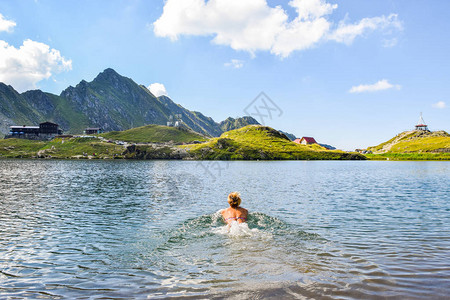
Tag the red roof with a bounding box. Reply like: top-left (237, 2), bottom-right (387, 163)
top-left (293, 138), bottom-right (301, 144)
top-left (300, 137), bottom-right (317, 144)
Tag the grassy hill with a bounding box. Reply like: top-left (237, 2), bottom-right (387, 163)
top-left (182, 125), bottom-right (365, 160)
top-left (0, 139), bottom-right (46, 158)
top-left (99, 124), bottom-right (208, 144)
top-left (366, 130), bottom-right (450, 160)
top-left (0, 137), bottom-right (124, 159)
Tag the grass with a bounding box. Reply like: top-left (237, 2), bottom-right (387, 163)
top-left (99, 124), bottom-right (207, 144)
top-left (39, 137), bottom-right (125, 159)
top-left (3, 126), bottom-right (447, 161)
top-left (366, 153), bottom-right (450, 161)
top-left (182, 125), bottom-right (365, 160)
top-left (368, 130), bottom-right (449, 153)
top-left (366, 130), bottom-right (449, 160)
top-left (13, 125), bottom-right (449, 161)
top-left (0, 137), bottom-right (124, 159)
top-left (0, 139), bottom-right (46, 158)
top-left (388, 136), bottom-right (449, 153)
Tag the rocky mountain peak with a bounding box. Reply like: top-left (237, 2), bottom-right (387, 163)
top-left (0, 82), bottom-right (20, 98)
top-left (93, 68), bottom-right (122, 83)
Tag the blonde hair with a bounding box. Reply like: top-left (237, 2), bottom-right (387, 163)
top-left (228, 192), bottom-right (241, 208)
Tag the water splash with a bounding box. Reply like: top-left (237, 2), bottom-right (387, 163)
top-left (212, 221), bottom-right (259, 236)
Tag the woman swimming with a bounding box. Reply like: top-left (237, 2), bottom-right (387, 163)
top-left (221, 192), bottom-right (248, 225)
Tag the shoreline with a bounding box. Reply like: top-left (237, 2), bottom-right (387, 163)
top-left (1, 156), bottom-right (449, 161)
top-left (0, 136), bottom-right (367, 161)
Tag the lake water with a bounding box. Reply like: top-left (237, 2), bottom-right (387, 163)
top-left (0, 160), bottom-right (449, 299)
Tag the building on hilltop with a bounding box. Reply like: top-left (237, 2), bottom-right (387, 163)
top-left (294, 137), bottom-right (318, 145)
top-left (415, 113), bottom-right (430, 131)
top-left (167, 114), bottom-right (183, 127)
top-left (6, 122), bottom-right (62, 140)
top-left (84, 128), bottom-right (103, 135)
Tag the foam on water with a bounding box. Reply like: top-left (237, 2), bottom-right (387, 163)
top-left (213, 220), bottom-right (259, 236)
top-left (164, 209), bottom-right (276, 239)
top-left (208, 209), bottom-right (251, 236)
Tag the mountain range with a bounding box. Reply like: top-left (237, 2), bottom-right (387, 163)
top-left (0, 68), bottom-right (261, 137)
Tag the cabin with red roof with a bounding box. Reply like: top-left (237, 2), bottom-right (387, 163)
top-left (294, 137), bottom-right (317, 145)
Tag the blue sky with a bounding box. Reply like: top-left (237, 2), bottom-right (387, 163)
top-left (0, 0), bottom-right (448, 150)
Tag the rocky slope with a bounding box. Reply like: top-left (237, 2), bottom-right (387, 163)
top-left (0, 83), bottom-right (42, 134)
top-left (219, 116), bottom-right (260, 133)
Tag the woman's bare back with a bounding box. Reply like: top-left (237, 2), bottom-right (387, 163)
top-left (221, 207), bottom-right (248, 224)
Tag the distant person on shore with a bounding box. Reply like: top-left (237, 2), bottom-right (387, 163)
top-left (222, 192), bottom-right (248, 225)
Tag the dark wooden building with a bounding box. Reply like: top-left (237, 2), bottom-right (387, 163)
top-left (39, 122), bottom-right (62, 134)
top-left (7, 122), bottom-right (62, 140)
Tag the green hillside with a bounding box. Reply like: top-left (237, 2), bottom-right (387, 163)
top-left (0, 83), bottom-right (43, 136)
top-left (366, 130), bottom-right (450, 160)
top-left (0, 137), bottom-right (124, 159)
top-left (182, 125), bottom-right (365, 160)
top-left (0, 139), bottom-right (46, 158)
top-left (99, 124), bottom-right (207, 144)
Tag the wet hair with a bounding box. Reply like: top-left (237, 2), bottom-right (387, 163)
top-left (228, 192), bottom-right (241, 208)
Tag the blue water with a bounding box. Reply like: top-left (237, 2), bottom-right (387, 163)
top-left (0, 160), bottom-right (449, 299)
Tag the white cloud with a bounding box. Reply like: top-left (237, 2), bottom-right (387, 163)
top-left (0, 39), bottom-right (72, 92)
top-left (153, 0), bottom-right (401, 57)
top-left (432, 101), bottom-right (446, 109)
top-left (154, 0), bottom-right (287, 55)
top-left (224, 59), bottom-right (244, 69)
top-left (0, 13), bottom-right (16, 32)
top-left (271, 0), bottom-right (336, 56)
top-left (329, 14), bottom-right (401, 45)
top-left (349, 79), bottom-right (401, 93)
top-left (148, 83), bottom-right (168, 97)
top-left (383, 37), bottom-right (398, 48)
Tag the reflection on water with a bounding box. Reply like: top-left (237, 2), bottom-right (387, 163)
top-left (0, 160), bottom-right (449, 299)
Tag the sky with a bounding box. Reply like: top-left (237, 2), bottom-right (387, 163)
top-left (0, 0), bottom-right (449, 150)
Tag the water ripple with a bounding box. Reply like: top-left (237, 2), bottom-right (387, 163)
top-left (0, 160), bottom-right (449, 298)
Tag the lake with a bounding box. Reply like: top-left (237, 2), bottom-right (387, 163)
top-left (0, 160), bottom-right (449, 299)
